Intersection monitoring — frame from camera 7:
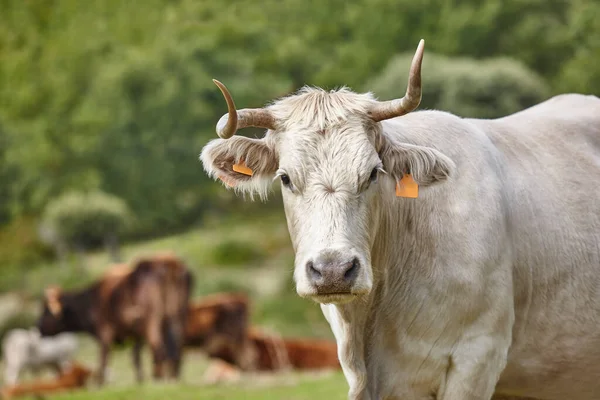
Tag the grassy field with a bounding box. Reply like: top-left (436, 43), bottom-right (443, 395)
top-left (2, 334), bottom-right (349, 399)
top-left (0, 212), bottom-right (349, 399)
top-left (50, 378), bottom-right (348, 400)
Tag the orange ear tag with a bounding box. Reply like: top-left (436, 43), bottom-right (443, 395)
top-left (395, 174), bottom-right (419, 198)
top-left (232, 160), bottom-right (253, 176)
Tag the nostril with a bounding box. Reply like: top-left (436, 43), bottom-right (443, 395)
top-left (344, 257), bottom-right (360, 281)
top-left (306, 260), bottom-right (322, 281)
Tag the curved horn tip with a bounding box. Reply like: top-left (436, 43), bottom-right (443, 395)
top-left (414, 39), bottom-right (425, 62)
top-left (212, 78), bottom-right (238, 139)
top-left (212, 79), bottom-right (229, 96)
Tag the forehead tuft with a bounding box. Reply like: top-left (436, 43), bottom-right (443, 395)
top-left (268, 86), bottom-right (377, 131)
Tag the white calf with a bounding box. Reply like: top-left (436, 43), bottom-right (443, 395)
top-left (2, 328), bottom-right (78, 385)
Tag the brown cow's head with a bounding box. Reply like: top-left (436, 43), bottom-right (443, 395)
top-left (200, 40), bottom-right (455, 305)
top-left (37, 286), bottom-right (72, 336)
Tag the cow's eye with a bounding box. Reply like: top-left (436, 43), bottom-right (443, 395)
top-left (280, 174), bottom-right (291, 187)
top-left (369, 168), bottom-right (379, 183)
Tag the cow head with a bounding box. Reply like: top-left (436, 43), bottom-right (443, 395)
top-left (201, 40), bottom-right (455, 305)
top-left (37, 286), bottom-right (72, 336)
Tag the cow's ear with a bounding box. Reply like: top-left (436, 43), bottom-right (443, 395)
top-left (45, 286), bottom-right (64, 316)
top-left (379, 139), bottom-right (455, 186)
top-left (200, 136), bottom-right (278, 200)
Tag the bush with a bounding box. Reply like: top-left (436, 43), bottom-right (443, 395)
top-left (365, 52), bottom-right (550, 119)
top-left (42, 191), bottom-right (133, 249)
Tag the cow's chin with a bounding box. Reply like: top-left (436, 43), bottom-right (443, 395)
top-left (296, 288), bottom-right (371, 305)
top-left (308, 293), bottom-right (359, 305)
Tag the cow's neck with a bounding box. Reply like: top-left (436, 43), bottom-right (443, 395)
top-left (65, 283), bottom-right (101, 336)
top-left (327, 187), bottom-right (442, 397)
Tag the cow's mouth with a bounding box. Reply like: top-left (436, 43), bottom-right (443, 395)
top-left (305, 292), bottom-right (359, 305)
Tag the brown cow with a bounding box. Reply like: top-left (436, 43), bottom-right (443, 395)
top-left (247, 328), bottom-right (340, 371)
top-left (1, 361), bottom-right (92, 399)
top-left (36, 252), bottom-right (194, 385)
top-left (200, 328), bottom-right (340, 384)
top-left (184, 293), bottom-right (257, 371)
top-left (184, 293), bottom-right (340, 377)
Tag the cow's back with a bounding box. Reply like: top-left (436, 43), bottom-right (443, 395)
top-left (481, 93), bottom-right (600, 155)
top-left (104, 256), bottom-right (191, 325)
top-left (2, 329), bottom-right (33, 372)
top-left (130, 253), bottom-right (192, 320)
top-left (468, 94), bottom-right (600, 399)
top-left (185, 293), bottom-right (250, 346)
top-left (245, 330), bottom-right (340, 371)
top-left (275, 337), bottom-right (340, 370)
top-left (35, 333), bottom-right (78, 363)
top-left (2, 329), bottom-right (31, 356)
top-left (96, 262), bottom-right (160, 340)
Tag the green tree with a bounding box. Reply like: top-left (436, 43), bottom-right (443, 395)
top-left (42, 191), bottom-right (133, 263)
top-left (554, 0), bottom-right (600, 95)
top-left (0, 0), bottom-right (597, 248)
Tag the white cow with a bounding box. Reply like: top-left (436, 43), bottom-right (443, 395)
top-left (2, 327), bottom-right (78, 385)
top-left (200, 39), bottom-right (600, 400)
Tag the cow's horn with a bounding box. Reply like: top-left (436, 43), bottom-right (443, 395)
top-left (369, 39), bottom-right (425, 122)
top-left (213, 79), bottom-right (276, 139)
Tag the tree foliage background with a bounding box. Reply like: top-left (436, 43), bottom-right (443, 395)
top-left (0, 0), bottom-right (598, 265)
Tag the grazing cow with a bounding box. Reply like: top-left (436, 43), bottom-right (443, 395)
top-left (1, 361), bottom-right (92, 399)
top-left (2, 328), bottom-right (78, 385)
top-left (200, 39), bottom-right (600, 400)
top-left (248, 328), bottom-right (340, 371)
top-left (200, 328), bottom-right (340, 384)
top-left (36, 253), bottom-right (194, 385)
top-left (184, 293), bottom-right (257, 371)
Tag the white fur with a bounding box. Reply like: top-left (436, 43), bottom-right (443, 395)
top-left (200, 138), bottom-right (274, 201)
top-left (2, 328), bottom-right (78, 385)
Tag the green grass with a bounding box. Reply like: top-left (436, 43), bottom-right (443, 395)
top-left (1, 335), bottom-right (348, 400)
top-left (50, 374), bottom-right (348, 400)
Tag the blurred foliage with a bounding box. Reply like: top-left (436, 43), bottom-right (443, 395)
top-left (0, 216), bottom-right (54, 266)
top-left (0, 260), bottom-right (92, 294)
top-left (0, 0), bottom-right (598, 265)
top-left (553, 0), bottom-right (600, 94)
top-left (42, 191), bottom-right (133, 249)
top-left (254, 283), bottom-right (335, 339)
top-left (367, 52), bottom-right (550, 118)
top-left (209, 239), bottom-right (266, 267)
top-left (192, 277), bottom-right (255, 299)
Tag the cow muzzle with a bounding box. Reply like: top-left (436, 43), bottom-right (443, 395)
top-left (298, 249), bottom-right (371, 304)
